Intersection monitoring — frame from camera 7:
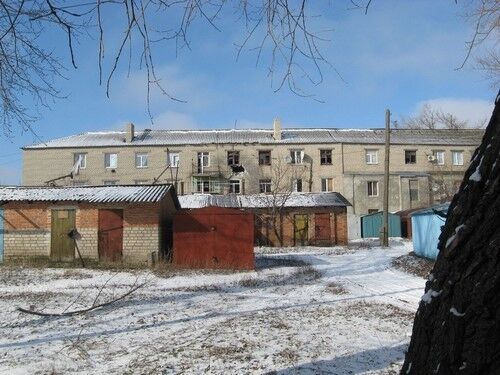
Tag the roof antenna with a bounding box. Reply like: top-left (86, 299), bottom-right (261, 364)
top-left (234, 120), bottom-right (237, 129)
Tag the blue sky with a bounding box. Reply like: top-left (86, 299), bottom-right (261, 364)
top-left (0, 1), bottom-right (496, 184)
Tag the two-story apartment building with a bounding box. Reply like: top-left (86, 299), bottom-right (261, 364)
top-left (22, 121), bottom-right (483, 215)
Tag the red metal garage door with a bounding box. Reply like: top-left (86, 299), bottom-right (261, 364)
top-left (314, 213), bottom-right (331, 246)
top-left (173, 207), bottom-right (254, 270)
top-left (98, 209), bottom-right (123, 262)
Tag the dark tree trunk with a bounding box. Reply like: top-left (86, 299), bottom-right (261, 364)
top-left (401, 92), bottom-right (500, 374)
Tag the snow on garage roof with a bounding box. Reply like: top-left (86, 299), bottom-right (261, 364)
top-left (178, 192), bottom-right (351, 209)
top-left (0, 184), bottom-right (179, 204)
top-left (23, 128), bottom-right (484, 149)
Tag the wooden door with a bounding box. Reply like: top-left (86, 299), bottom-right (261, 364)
top-left (51, 209), bottom-right (76, 262)
top-left (314, 213), bottom-right (331, 245)
top-left (98, 209), bottom-right (123, 262)
top-left (294, 214), bottom-right (309, 246)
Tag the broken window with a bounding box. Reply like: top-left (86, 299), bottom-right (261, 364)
top-left (320, 149), bottom-right (332, 165)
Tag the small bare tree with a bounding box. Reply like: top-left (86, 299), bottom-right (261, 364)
top-left (255, 152), bottom-right (308, 246)
top-left (400, 104), bottom-right (478, 130)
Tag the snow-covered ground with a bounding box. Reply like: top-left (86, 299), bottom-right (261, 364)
top-left (0, 239), bottom-right (426, 374)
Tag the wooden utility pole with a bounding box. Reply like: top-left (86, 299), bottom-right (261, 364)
top-left (380, 109), bottom-right (391, 247)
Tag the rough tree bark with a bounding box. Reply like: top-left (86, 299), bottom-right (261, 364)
top-left (401, 91), bottom-right (500, 374)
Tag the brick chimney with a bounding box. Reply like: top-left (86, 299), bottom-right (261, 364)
top-left (125, 123), bottom-right (135, 143)
top-left (273, 118), bottom-right (282, 141)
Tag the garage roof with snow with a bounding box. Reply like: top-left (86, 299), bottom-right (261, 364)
top-left (178, 192), bottom-right (351, 209)
top-left (0, 184), bottom-right (180, 206)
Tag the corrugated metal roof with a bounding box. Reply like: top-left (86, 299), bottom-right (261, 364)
top-left (410, 202), bottom-right (450, 216)
top-left (178, 192), bottom-right (351, 209)
top-left (0, 184), bottom-right (175, 203)
top-left (24, 128), bottom-right (484, 149)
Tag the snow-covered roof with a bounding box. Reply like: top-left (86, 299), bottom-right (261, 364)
top-left (178, 192), bottom-right (351, 209)
top-left (23, 128), bottom-right (484, 149)
top-left (0, 184), bottom-right (179, 204)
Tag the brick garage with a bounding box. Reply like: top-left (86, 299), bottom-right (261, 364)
top-left (0, 185), bottom-right (179, 265)
top-left (178, 192), bottom-right (351, 247)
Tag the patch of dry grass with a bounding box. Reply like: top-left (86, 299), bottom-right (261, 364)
top-left (391, 252), bottom-right (434, 278)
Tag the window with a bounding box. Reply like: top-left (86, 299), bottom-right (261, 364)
top-left (433, 150), bottom-right (445, 165)
top-left (259, 179), bottom-right (272, 193)
top-left (135, 180), bottom-right (148, 185)
top-left (365, 149), bottom-right (378, 164)
top-left (367, 181), bottom-right (379, 197)
top-left (73, 153), bottom-right (87, 169)
top-left (168, 152), bottom-right (180, 167)
top-left (72, 181), bottom-right (87, 186)
top-left (321, 178), bottom-right (334, 192)
top-left (405, 150), bottom-right (417, 164)
top-left (409, 179), bottom-right (419, 202)
top-left (259, 150), bottom-right (271, 166)
top-left (229, 179), bottom-right (241, 194)
top-left (452, 151), bottom-right (464, 166)
top-left (135, 153), bottom-right (148, 168)
top-left (103, 180), bottom-right (118, 185)
top-left (104, 153), bottom-right (118, 169)
top-left (320, 149), bottom-right (332, 165)
top-left (293, 178), bottom-right (303, 192)
top-left (290, 150), bottom-right (304, 164)
top-left (196, 179), bottom-right (210, 193)
top-left (197, 152), bottom-right (210, 172)
top-left (368, 209), bottom-right (379, 214)
top-left (227, 151), bottom-right (240, 166)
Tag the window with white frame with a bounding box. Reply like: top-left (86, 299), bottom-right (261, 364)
top-left (229, 179), bottom-right (241, 194)
top-left (290, 150), bottom-right (304, 164)
top-left (365, 149), bottom-right (378, 164)
top-left (104, 153), bottom-right (118, 169)
top-left (135, 153), bottom-right (148, 168)
top-left (168, 152), bottom-right (180, 167)
top-left (197, 152), bottom-right (210, 171)
top-left (292, 178), bottom-right (303, 192)
top-left (433, 150), bottom-right (445, 165)
top-left (321, 178), bottom-right (334, 192)
top-left (367, 181), bottom-right (379, 197)
top-left (452, 151), bottom-right (464, 166)
top-left (73, 153), bottom-right (87, 169)
top-left (259, 179), bottom-right (272, 193)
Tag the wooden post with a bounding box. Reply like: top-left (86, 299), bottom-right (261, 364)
top-left (381, 109), bottom-right (391, 247)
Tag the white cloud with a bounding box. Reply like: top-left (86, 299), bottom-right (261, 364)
top-left (413, 98), bottom-right (494, 127)
top-left (111, 64), bottom-right (216, 110)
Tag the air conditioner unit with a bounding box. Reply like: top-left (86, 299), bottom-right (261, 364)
top-left (427, 155), bottom-right (436, 162)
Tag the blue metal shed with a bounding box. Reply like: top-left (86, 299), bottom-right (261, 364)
top-left (0, 207), bottom-right (4, 263)
top-left (361, 211), bottom-right (402, 238)
top-left (410, 203), bottom-right (449, 260)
